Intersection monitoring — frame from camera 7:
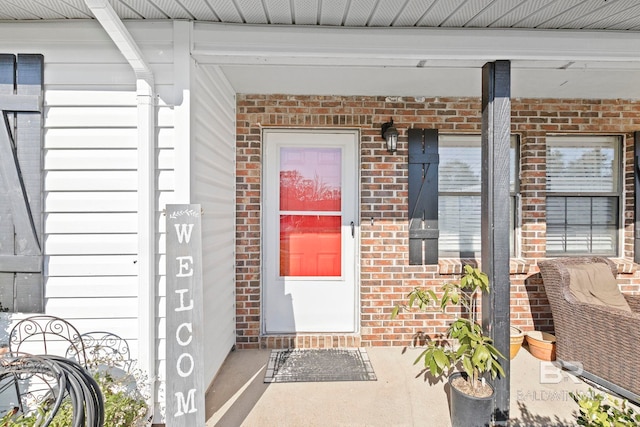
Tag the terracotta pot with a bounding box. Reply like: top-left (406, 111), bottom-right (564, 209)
top-left (510, 326), bottom-right (525, 359)
top-left (525, 331), bottom-right (556, 361)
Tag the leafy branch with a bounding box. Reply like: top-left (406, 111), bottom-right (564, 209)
top-left (392, 265), bottom-right (504, 391)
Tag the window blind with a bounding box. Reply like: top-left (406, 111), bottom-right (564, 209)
top-left (546, 137), bottom-right (617, 193)
top-left (438, 135), bottom-right (517, 257)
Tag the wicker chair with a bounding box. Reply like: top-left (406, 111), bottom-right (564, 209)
top-left (538, 257), bottom-right (640, 403)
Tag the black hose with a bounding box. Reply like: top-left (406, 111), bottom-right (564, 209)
top-left (0, 354), bottom-right (105, 427)
top-left (48, 355), bottom-right (104, 427)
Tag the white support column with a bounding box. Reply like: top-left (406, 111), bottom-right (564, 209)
top-left (84, 0), bottom-right (157, 416)
top-left (173, 20), bottom-right (193, 203)
top-left (135, 77), bottom-right (157, 418)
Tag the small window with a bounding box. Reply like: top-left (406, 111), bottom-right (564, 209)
top-left (545, 135), bottom-right (621, 256)
top-left (438, 135), bottom-right (519, 258)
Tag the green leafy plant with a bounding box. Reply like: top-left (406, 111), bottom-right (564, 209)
top-left (571, 389), bottom-right (640, 426)
top-left (391, 265), bottom-right (505, 394)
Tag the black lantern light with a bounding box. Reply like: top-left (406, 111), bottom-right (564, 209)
top-left (381, 119), bottom-right (398, 153)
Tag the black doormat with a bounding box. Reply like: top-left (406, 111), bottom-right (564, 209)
top-left (264, 348), bottom-right (377, 383)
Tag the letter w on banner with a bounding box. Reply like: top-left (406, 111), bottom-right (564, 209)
top-left (166, 204), bottom-right (205, 426)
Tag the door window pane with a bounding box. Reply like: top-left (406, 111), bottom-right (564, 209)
top-left (280, 147), bottom-right (341, 211)
top-left (279, 146), bottom-right (343, 277)
top-left (280, 215), bottom-right (341, 277)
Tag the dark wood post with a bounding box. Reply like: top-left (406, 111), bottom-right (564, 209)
top-left (481, 60), bottom-right (511, 425)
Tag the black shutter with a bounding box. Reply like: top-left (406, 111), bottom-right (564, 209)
top-left (408, 129), bottom-right (439, 265)
top-left (0, 54), bottom-right (44, 312)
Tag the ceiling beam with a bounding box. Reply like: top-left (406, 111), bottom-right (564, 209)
top-left (192, 23), bottom-right (640, 67)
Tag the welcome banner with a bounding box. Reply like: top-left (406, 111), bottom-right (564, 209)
top-left (165, 204), bottom-right (205, 426)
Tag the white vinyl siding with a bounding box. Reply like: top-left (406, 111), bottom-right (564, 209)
top-left (0, 20), bottom-right (240, 420)
top-left (0, 21), bottom-right (176, 420)
top-left (545, 135), bottom-right (621, 256)
top-left (192, 65), bottom-right (237, 385)
top-left (43, 90), bottom-right (139, 329)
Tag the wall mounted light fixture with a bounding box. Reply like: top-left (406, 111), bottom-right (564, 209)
top-left (381, 119), bottom-right (399, 153)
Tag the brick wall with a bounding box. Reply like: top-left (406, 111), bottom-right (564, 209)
top-left (235, 95), bottom-right (640, 349)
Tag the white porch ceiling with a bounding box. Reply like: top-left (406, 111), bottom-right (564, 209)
top-left (2, 0), bottom-right (640, 29)
top-left (3, 0), bottom-right (640, 98)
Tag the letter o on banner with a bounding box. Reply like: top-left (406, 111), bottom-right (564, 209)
top-left (177, 353), bottom-right (195, 378)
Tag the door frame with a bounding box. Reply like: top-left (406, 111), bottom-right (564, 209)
top-left (261, 128), bottom-right (361, 335)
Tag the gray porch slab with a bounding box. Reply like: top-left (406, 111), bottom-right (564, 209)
top-left (205, 346), bottom-right (619, 427)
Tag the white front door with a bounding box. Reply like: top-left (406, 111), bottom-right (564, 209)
top-left (263, 129), bottom-right (358, 333)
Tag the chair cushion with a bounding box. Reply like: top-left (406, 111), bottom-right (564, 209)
top-left (567, 263), bottom-right (631, 312)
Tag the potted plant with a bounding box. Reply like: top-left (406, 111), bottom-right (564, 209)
top-left (391, 265), bottom-right (505, 427)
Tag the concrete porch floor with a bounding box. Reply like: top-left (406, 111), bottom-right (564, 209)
top-left (205, 345), bottom-right (620, 426)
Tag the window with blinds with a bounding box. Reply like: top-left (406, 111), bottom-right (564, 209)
top-left (438, 135), bottom-right (518, 258)
top-left (545, 135), bottom-right (620, 256)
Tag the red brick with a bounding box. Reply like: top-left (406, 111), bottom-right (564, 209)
top-left (234, 94), bottom-right (640, 349)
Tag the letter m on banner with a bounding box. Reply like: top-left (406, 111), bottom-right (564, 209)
top-left (0, 54), bottom-right (44, 312)
top-left (166, 204), bottom-right (205, 426)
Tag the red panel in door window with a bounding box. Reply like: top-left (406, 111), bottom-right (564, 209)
top-left (280, 215), bottom-right (341, 277)
top-left (280, 147), bottom-right (341, 211)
